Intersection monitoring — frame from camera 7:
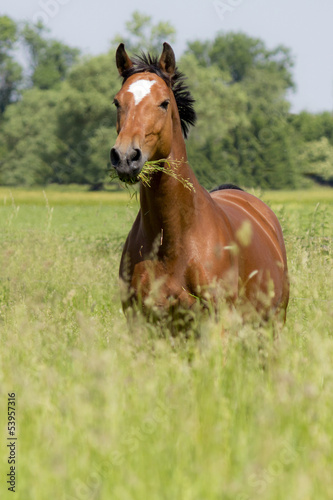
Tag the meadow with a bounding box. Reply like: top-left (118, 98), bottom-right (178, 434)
top-left (0, 186), bottom-right (332, 500)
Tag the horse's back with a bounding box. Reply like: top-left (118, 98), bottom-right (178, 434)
top-left (210, 188), bottom-right (289, 317)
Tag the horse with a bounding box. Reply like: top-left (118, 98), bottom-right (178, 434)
top-left (110, 42), bottom-right (289, 325)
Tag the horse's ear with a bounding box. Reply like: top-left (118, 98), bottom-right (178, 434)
top-left (116, 43), bottom-right (133, 76)
top-left (158, 42), bottom-right (176, 78)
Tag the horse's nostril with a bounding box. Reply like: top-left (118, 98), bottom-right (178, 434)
top-left (110, 148), bottom-right (120, 167)
top-left (130, 148), bottom-right (142, 163)
top-left (111, 147), bottom-right (142, 170)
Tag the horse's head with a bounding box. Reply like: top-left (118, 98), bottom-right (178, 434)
top-left (110, 43), bottom-right (176, 183)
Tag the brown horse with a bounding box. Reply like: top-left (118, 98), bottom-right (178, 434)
top-left (111, 42), bottom-right (289, 323)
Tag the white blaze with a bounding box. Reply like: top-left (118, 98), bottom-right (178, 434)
top-left (127, 79), bottom-right (156, 105)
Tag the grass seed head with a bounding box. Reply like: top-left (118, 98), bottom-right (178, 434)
top-left (110, 158), bottom-right (195, 192)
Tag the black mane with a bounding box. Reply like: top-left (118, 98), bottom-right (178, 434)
top-left (121, 52), bottom-right (197, 139)
top-left (210, 184), bottom-right (244, 193)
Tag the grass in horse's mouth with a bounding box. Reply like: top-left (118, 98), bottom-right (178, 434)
top-left (110, 159), bottom-right (195, 192)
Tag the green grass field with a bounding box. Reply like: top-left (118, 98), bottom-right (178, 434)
top-left (0, 186), bottom-right (332, 500)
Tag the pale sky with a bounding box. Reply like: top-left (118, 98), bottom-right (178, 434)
top-left (2, 0), bottom-right (333, 113)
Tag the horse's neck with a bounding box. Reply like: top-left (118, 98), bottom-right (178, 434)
top-left (139, 136), bottom-right (202, 248)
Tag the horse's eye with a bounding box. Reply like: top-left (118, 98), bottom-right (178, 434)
top-left (113, 99), bottom-right (120, 109)
top-left (159, 100), bottom-right (170, 110)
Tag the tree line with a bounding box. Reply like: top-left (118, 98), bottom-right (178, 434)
top-left (0, 12), bottom-right (332, 190)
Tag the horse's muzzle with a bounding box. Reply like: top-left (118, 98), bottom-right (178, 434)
top-left (110, 146), bottom-right (144, 183)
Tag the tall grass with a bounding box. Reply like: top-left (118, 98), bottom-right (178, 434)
top-left (0, 187), bottom-right (332, 500)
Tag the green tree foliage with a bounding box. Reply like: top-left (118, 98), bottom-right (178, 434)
top-left (289, 112), bottom-right (333, 186)
top-left (184, 33), bottom-right (298, 189)
top-left (111, 11), bottom-right (176, 54)
top-left (51, 53), bottom-right (119, 188)
top-left (21, 22), bottom-right (80, 89)
top-left (180, 53), bottom-right (250, 187)
top-left (298, 137), bottom-right (333, 185)
top-left (0, 88), bottom-right (61, 185)
top-left (291, 111), bottom-right (333, 143)
top-left (0, 16), bottom-right (23, 114)
top-left (187, 32), bottom-right (294, 88)
top-left (0, 13), bottom-right (332, 189)
top-left (0, 53), bottom-right (119, 188)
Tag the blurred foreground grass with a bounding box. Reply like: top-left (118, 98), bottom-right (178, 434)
top-left (0, 187), bottom-right (332, 499)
